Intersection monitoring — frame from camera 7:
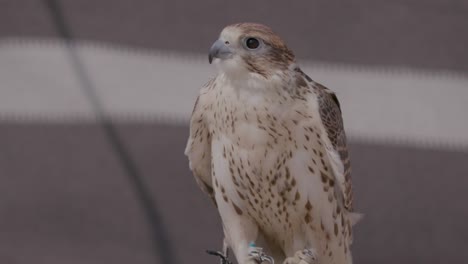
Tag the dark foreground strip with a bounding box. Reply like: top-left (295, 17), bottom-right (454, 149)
top-left (43, 1), bottom-right (176, 263)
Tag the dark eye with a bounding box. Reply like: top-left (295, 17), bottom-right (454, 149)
top-left (245, 38), bottom-right (260, 49)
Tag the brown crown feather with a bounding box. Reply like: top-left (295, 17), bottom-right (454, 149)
top-left (228, 23), bottom-right (296, 76)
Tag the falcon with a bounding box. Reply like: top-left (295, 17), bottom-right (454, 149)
top-left (185, 23), bottom-right (361, 264)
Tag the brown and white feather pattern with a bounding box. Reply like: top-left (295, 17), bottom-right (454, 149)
top-left (185, 78), bottom-right (216, 204)
top-left (313, 81), bottom-right (354, 212)
top-left (185, 23), bottom-right (358, 264)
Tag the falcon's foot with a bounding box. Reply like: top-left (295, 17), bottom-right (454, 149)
top-left (283, 249), bottom-right (318, 264)
top-left (247, 244), bottom-right (274, 264)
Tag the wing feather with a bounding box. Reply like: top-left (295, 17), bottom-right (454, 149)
top-left (185, 79), bottom-right (216, 205)
top-left (292, 68), bottom-right (355, 213)
top-left (313, 81), bottom-right (354, 212)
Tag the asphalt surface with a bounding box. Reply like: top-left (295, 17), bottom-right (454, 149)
top-left (1, 0), bottom-right (468, 72)
top-left (1, 123), bottom-right (467, 264)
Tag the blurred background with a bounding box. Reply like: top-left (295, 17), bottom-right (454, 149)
top-left (1, 1), bottom-right (467, 264)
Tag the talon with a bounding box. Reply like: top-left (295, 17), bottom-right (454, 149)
top-left (248, 245), bottom-right (275, 264)
top-left (206, 249), bottom-right (233, 264)
top-left (295, 249), bottom-right (318, 264)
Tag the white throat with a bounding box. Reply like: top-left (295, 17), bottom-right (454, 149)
top-left (214, 59), bottom-right (289, 93)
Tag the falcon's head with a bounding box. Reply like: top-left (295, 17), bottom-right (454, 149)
top-left (209, 23), bottom-right (296, 80)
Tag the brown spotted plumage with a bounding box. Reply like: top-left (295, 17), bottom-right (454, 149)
top-left (185, 23), bottom-right (360, 264)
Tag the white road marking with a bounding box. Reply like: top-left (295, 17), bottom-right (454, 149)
top-left (1, 39), bottom-right (467, 150)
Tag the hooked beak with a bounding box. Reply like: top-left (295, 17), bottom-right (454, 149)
top-left (208, 39), bottom-right (232, 64)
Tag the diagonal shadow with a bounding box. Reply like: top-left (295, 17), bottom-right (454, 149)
top-left (43, 1), bottom-right (177, 263)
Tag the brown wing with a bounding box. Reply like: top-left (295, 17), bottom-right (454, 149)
top-left (185, 79), bottom-right (216, 206)
top-left (313, 81), bottom-right (354, 211)
top-left (293, 66), bottom-right (355, 212)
